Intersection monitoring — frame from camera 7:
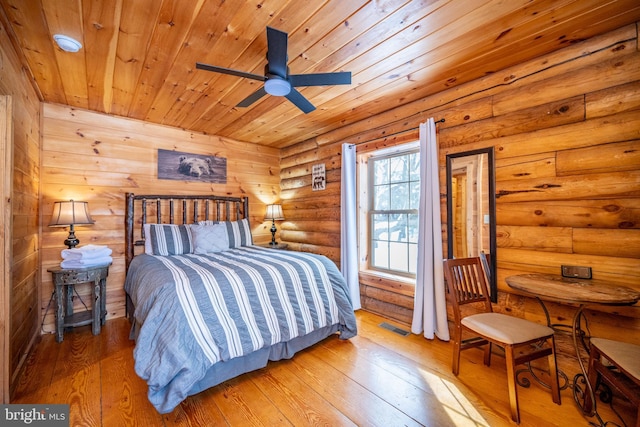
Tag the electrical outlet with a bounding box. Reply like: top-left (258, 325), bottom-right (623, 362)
top-left (561, 265), bottom-right (592, 279)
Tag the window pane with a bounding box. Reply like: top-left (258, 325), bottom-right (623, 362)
top-left (372, 240), bottom-right (389, 269)
top-left (389, 213), bottom-right (407, 242)
top-left (408, 214), bottom-right (419, 243)
top-left (374, 185), bottom-right (390, 210)
top-left (409, 181), bottom-right (420, 210)
top-left (374, 158), bottom-right (389, 185)
top-left (372, 214), bottom-right (389, 240)
top-left (389, 156), bottom-right (408, 183)
top-left (409, 152), bottom-right (420, 181)
top-left (389, 242), bottom-right (407, 271)
top-left (408, 243), bottom-right (418, 274)
top-left (390, 183), bottom-right (409, 209)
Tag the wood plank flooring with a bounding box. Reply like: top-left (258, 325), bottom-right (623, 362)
top-left (11, 310), bottom-right (634, 426)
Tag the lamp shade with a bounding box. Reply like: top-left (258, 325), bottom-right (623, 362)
top-left (49, 200), bottom-right (94, 227)
top-left (264, 204), bottom-right (285, 220)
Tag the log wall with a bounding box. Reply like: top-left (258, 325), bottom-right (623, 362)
top-left (4, 12), bottom-right (639, 393)
top-left (39, 104), bottom-right (281, 334)
top-left (280, 24), bottom-right (640, 350)
top-left (0, 12), bottom-right (42, 397)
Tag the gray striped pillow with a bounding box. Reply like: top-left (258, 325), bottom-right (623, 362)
top-left (198, 218), bottom-right (253, 248)
top-left (144, 224), bottom-right (194, 255)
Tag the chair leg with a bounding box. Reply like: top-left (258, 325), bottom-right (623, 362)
top-left (547, 336), bottom-right (561, 405)
top-left (452, 328), bottom-right (462, 376)
top-left (505, 345), bottom-right (521, 424)
top-left (484, 342), bottom-right (492, 367)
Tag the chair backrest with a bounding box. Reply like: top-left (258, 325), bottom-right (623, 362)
top-left (443, 257), bottom-right (493, 319)
top-left (479, 251), bottom-right (491, 283)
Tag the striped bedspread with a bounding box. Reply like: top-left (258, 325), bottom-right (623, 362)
top-left (125, 246), bottom-right (357, 413)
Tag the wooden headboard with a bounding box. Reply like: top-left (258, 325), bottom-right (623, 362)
top-left (124, 193), bottom-right (249, 271)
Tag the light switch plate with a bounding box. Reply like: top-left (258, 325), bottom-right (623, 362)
top-left (561, 265), bottom-right (592, 279)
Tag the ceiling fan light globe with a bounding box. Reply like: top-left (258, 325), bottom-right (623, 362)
top-left (264, 78), bottom-right (291, 96)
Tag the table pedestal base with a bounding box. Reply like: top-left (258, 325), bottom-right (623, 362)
top-left (536, 298), bottom-right (625, 427)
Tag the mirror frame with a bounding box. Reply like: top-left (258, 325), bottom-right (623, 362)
top-left (446, 147), bottom-right (497, 301)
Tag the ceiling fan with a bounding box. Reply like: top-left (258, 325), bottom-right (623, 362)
top-left (196, 26), bottom-right (352, 114)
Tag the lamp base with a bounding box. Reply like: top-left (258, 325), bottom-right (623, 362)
top-left (270, 220), bottom-right (278, 246)
top-left (64, 238), bottom-right (79, 249)
top-left (64, 226), bottom-right (79, 249)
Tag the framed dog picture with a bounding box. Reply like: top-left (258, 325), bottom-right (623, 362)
top-left (157, 149), bottom-right (227, 183)
top-left (312, 163), bottom-right (326, 191)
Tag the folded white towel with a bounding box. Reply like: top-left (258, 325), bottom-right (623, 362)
top-left (60, 256), bottom-right (112, 269)
top-left (61, 244), bottom-right (112, 261)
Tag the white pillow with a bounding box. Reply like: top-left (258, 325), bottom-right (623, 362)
top-left (190, 223), bottom-right (230, 254)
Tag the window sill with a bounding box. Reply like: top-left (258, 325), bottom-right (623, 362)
top-left (359, 270), bottom-right (415, 297)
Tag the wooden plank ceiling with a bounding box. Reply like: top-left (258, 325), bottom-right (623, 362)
top-left (1, 0), bottom-right (639, 148)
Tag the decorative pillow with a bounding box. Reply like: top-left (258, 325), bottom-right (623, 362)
top-left (144, 224), bottom-right (193, 256)
top-left (198, 218), bottom-right (253, 247)
top-left (225, 218), bottom-right (253, 247)
top-left (190, 223), bottom-right (229, 254)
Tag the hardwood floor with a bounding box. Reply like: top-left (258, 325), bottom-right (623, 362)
top-left (11, 310), bottom-right (633, 426)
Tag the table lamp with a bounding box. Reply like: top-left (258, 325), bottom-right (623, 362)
top-left (264, 204), bottom-right (285, 246)
top-left (49, 200), bottom-right (94, 248)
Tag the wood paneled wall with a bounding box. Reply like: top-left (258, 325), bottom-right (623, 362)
top-left (40, 104), bottom-right (281, 334)
top-left (280, 24), bottom-right (640, 347)
top-left (0, 12), bottom-right (42, 398)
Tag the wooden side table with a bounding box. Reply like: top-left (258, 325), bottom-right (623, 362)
top-left (47, 264), bottom-right (110, 342)
top-left (506, 273), bottom-right (640, 423)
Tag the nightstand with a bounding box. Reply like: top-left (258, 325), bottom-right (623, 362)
top-left (47, 264), bottom-right (110, 342)
top-left (261, 243), bottom-right (288, 250)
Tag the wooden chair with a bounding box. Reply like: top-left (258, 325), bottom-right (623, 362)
top-left (583, 337), bottom-right (640, 427)
top-left (443, 257), bottom-right (561, 424)
top-left (479, 251), bottom-right (491, 284)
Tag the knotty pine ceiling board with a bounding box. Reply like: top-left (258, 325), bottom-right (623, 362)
top-left (1, 0), bottom-right (639, 147)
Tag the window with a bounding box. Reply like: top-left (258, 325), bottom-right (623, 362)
top-left (366, 147), bottom-right (420, 276)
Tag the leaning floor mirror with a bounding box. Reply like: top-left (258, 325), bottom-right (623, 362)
top-left (446, 147), bottom-right (497, 301)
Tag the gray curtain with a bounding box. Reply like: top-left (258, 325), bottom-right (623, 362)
top-left (340, 143), bottom-right (361, 310)
top-left (411, 119), bottom-right (450, 340)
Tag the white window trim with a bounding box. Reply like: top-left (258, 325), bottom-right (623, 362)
top-left (357, 141), bottom-right (419, 284)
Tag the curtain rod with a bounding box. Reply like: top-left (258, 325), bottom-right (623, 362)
top-left (350, 118), bottom-right (445, 147)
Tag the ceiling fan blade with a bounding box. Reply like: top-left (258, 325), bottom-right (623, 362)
top-left (289, 71), bottom-right (352, 87)
top-left (266, 27), bottom-right (288, 78)
top-left (196, 62), bottom-right (265, 82)
top-left (237, 87), bottom-right (268, 107)
top-left (285, 88), bottom-right (316, 114)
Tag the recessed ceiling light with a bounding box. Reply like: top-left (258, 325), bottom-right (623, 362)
top-left (53, 34), bottom-right (82, 53)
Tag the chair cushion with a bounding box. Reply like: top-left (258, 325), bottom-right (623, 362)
top-left (591, 337), bottom-right (640, 381)
top-left (462, 313), bottom-right (554, 344)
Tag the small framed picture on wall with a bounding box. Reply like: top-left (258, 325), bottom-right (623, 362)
top-left (312, 163), bottom-right (326, 191)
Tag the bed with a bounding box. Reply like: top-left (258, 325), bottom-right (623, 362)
top-left (123, 193), bottom-right (358, 413)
